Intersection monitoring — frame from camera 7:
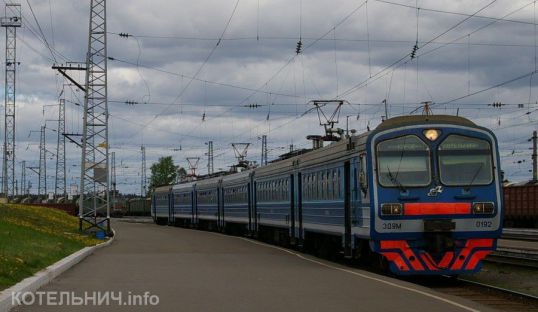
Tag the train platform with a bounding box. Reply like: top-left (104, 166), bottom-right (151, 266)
top-left (15, 221), bottom-right (492, 312)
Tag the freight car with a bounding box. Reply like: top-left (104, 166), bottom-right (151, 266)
top-left (503, 183), bottom-right (538, 228)
top-left (153, 115), bottom-right (503, 275)
top-left (126, 198), bottom-right (152, 216)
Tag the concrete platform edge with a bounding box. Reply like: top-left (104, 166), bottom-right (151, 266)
top-left (0, 230), bottom-right (116, 312)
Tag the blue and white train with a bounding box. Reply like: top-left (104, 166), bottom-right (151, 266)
top-left (153, 115), bottom-right (503, 275)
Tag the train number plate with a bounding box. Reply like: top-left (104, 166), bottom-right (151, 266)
top-left (424, 219), bottom-right (455, 232)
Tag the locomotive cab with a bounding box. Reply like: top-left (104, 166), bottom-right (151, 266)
top-left (367, 115), bottom-right (502, 275)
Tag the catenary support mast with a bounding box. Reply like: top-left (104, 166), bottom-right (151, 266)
top-left (79, 0), bottom-right (110, 233)
top-left (1, 4), bottom-right (21, 198)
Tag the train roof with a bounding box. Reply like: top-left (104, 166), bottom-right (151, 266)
top-left (374, 115), bottom-right (476, 132)
top-left (154, 185), bottom-right (172, 192)
top-left (172, 181), bottom-right (196, 190)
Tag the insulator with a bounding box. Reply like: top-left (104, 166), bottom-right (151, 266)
top-left (410, 43), bottom-right (418, 59)
top-left (296, 40), bottom-right (303, 54)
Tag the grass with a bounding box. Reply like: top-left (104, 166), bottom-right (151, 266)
top-left (0, 204), bottom-right (101, 290)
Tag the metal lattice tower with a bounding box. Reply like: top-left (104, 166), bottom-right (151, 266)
top-left (55, 98), bottom-right (66, 198)
top-left (20, 160), bottom-right (25, 195)
top-left (141, 146), bottom-right (146, 197)
top-left (207, 141), bottom-right (214, 175)
top-left (1, 4), bottom-right (21, 198)
top-left (38, 126), bottom-right (46, 196)
top-left (79, 0), bottom-right (110, 233)
top-left (261, 135), bottom-right (268, 166)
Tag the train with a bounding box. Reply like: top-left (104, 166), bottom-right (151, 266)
top-left (152, 115), bottom-right (503, 275)
top-left (503, 183), bottom-right (538, 227)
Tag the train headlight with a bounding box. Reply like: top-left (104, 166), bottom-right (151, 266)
top-left (472, 202), bottom-right (495, 214)
top-left (423, 129), bottom-right (441, 141)
top-left (381, 203), bottom-right (403, 216)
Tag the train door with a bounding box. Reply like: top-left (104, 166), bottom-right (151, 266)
top-left (252, 181), bottom-right (258, 233)
top-left (344, 161), bottom-right (352, 257)
top-left (217, 185), bottom-right (223, 230)
top-left (289, 174), bottom-right (295, 243)
top-left (193, 186), bottom-right (198, 227)
top-left (168, 190), bottom-right (174, 225)
top-left (247, 182), bottom-right (252, 233)
top-left (293, 172), bottom-right (303, 245)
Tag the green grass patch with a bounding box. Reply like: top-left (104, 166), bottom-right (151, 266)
top-left (0, 204), bottom-right (101, 290)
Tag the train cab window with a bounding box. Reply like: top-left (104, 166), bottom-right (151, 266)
top-left (377, 135), bottom-right (431, 187)
top-left (438, 135), bottom-right (493, 186)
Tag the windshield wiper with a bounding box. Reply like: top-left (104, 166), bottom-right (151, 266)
top-left (465, 162), bottom-right (484, 191)
top-left (387, 166), bottom-right (407, 193)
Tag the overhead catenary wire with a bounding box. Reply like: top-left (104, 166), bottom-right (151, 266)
top-left (25, 0), bottom-right (57, 63)
top-left (129, 0), bottom-right (241, 141)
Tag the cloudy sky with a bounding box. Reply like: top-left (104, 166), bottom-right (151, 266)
top-left (6, 0), bottom-right (538, 195)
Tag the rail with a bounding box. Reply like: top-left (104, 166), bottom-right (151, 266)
top-left (487, 246), bottom-right (538, 268)
top-left (502, 228), bottom-right (538, 241)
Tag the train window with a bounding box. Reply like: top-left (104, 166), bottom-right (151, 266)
top-left (377, 135), bottom-right (431, 187)
top-left (337, 169), bottom-right (341, 199)
top-left (320, 172), bottom-right (325, 199)
top-left (325, 171), bottom-right (330, 199)
top-left (307, 175), bottom-right (311, 200)
top-left (280, 180), bottom-right (284, 201)
top-left (333, 169), bottom-right (338, 199)
top-left (285, 180), bottom-right (291, 200)
top-left (327, 169), bottom-right (334, 199)
top-left (313, 173), bottom-right (318, 200)
top-left (438, 135), bottom-right (493, 186)
top-left (281, 180), bottom-right (284, 201)
top-left (305, 175), bottom-right (309, 200)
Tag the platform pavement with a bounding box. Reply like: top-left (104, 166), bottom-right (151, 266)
top-left (14, 221), bottom-right (492, 312)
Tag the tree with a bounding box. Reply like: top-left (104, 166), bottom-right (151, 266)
top-left (149, 156), bottom-right (180, 193)
top-left (176, 167), bottom-right (187, 183)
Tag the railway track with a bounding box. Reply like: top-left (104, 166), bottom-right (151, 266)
top-left (502, 228), bottom-right (538, 241)
top-left (487, 247), bottom-right (538, 268)
top-left (409, 276), bottom-right (538, 312)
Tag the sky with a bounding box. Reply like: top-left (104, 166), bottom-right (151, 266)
top-left (5, 0), bottom-right (538, 195)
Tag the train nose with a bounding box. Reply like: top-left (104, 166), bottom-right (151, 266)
top-left (376, 238), bottom-right (495, 275)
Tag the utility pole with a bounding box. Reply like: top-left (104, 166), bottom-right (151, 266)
top-left (141, 145), bottom-right (146, 197)
top-left (261, 135), bottom-right (268, 166)
top-left (38, 126), bottom-right (46, 196)
top-left (55, 98), bottom-right (66, 198)
top-left (532, 130), bottom-right (538, 182)
top-left (79, 0), bottom-right (110, 233)
top-left (1, 4), bottom-right (21, 198)
top-left (206, 141), bottom-right (214, 175)
top-left (111, 151), bottom-right (116, 209)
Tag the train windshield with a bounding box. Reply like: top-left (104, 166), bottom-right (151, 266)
top-left (377, 135), bottom-right (431, 187)
top-left (438, 135), bottom-right (493, 186)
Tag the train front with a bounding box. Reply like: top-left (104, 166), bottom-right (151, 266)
top-left (368, 115), bottom-right (502, 275)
